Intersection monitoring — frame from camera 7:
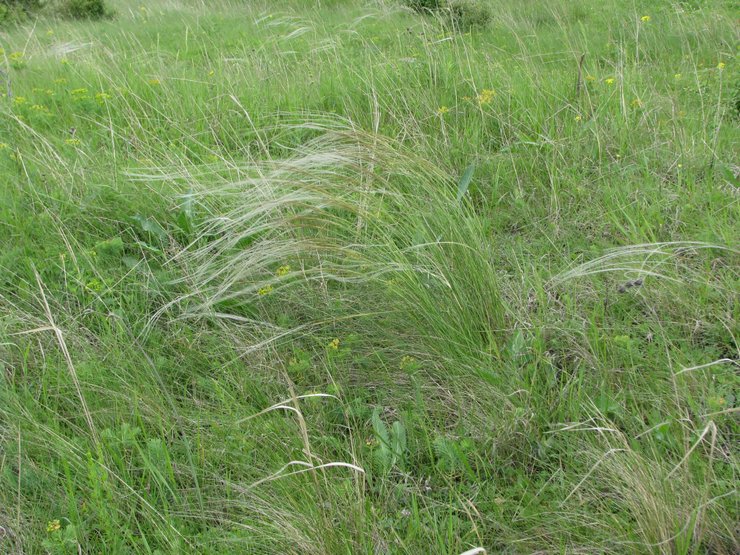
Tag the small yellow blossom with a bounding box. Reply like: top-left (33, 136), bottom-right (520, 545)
top-left (95, 92), bottom-right (111, 102)
top-left (585, 74), bottom-right (596, 82)
top-left (9, 51), bottom-right (24, 61)
top-left (257, 285), bottom-right (273, 296)
top-left (604, 78), bottom-right (615, 85)
top-left (674, 73), bottom-right (682, 79)
top-left (276, 265), bottom-right (291, 277)
top-left (677, 163), bottom-right (683, 168)
top-left (86, 278), bottom-right (103, 293)
top-left (574, 115), bottom-right (582, 122)
top-left (630, 98), bottom-right (643, 108)
top-left (208, 69), bottom-right (215, 77)
top-left (46, 29), bottom-right (55, 36)
top-left (47, 520), bottom-right (61, 533)
top-left (436, 105), bottom-right (450, 115)
top-left (717, 62), bottom-right (725, 70)
top-left (0, 143), bottom-right (8, 149)
top-left (477, 88), bottom-right (495, 105)
top-left (60, 57), bottom-right (69, 65)
top-left (462, 95), bottom-right (471, 101)
top-left (54, 78), bottom-right (68, 84)
top-left (31, 104), bottom-right (49, 113)
top-left (65, 138), bottom-right (81, 146)
top-left (640, 15), bottom-right (651, 23)
top-left (327, 338), bottom-right (340, 350)
top-left (12, 96), bottom-right (27, 105)
top-left (148, 78), bottom-right (161, 86)
top-left (400, 355), bottom-right (417, 370)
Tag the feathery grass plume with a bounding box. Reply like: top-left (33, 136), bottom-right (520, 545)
top-left (174, 116), bottom-right (507, 371)
top-left (552, 421), bottom-right (738, 554)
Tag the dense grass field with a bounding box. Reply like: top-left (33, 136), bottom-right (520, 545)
top-left (1, 0), bottom-right (738, 553)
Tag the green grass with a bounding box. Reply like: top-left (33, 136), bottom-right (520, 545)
top-left (0, 0), bottom-right (738, 553)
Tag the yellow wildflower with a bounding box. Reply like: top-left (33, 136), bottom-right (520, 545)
top-left (65, 138), bottom-right (81, 146)
top-left (95, 92), bottom-right (111, 102)
top-left (604, 78), bottom-right (615, 85)
top-left (69, 87), bottom-right (90, 100)
top-left (477, 88), bottom-right (495, 105)
top-left (276, 265), bottom-right (291, 277)
top-left (640, 15), bottom-right (651, 22)
top-left (436, 105), bottom-right (450, 115)
top-left (327, 338), bottom-right (340, 350)
top-left (717, 62), bottom-right (725, 70)
top-left (257, 285), bottom-right (273, 296)
top-left (674, 73), bottom-right (682, 79)
top-left (31, 104), bottom-right (49, 113)
top-left (46, 29), bottom-right (55, 36)
top-left (9, 51), bottom-right (24, 61)
top-left (148, 78), bottom-right (161, 86)
top-left (574, 114), bottom-right (582, 122)
top-left (208, 69), bottom-right (215, 77)
top-left (60, 58), bottom-right (69, 65)
top-left (12, 96), bottom-right (27, 105)
top-left (54, 78), bottom-right (68, 84)
top-left (631, 98), bottom-right (642, 108)
top-left (400, 355), bottom-right (417, 370)
top-left (585, 74), bottom-right (596, 82)
top-left (47, 520), bottom-right (61, 533)
top-left (0, 143), bottom-right (8, 149)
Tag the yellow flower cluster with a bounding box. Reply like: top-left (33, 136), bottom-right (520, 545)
top-left (257, 285), bottom-right (273, 296)
top-left (640, 15), bottom-right (651, 23)
top-left (327, 338), bottom-right (340, 350)
top-left (47, 520), bottom-right (61, 533)
top-left (436, 105), bottom-right (450, 115)
top-left (477, 88), bottom-right (495, 105)
top-left (276, 265), bottom-right (291, 277)
top-left (71, 88), bottom-right (90, 100)
top-left (400, 355), bottom-right (416, 370)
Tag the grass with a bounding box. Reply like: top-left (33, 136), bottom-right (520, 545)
top-left (0, 0), bottom-right (738, 553)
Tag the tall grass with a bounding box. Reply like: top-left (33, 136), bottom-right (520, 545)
top-left (0, 0), bottom-right (737, 553)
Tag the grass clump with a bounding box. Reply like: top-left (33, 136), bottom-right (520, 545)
top-left (404, 0), bottom-right (492, 30)
top-left (445, 0), bottom-right (492, 30)
top-left (60, 0), bottom-right (109, 20)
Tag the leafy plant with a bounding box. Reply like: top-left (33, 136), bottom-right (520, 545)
top-left (371, 408), bottom-right (408, 474)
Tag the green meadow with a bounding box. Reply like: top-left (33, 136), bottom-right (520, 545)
top-left (0, 0), bottom-right (738, 553)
